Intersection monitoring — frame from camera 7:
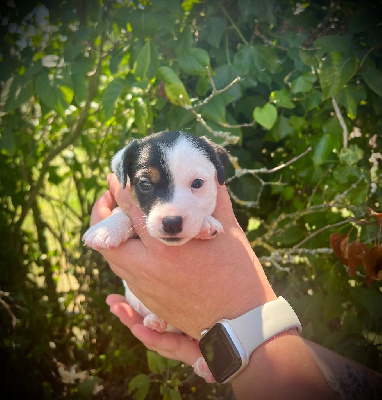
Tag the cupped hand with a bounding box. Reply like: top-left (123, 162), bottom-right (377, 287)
top-left (90, 174), bottom-right (276, 338)
top-left (106, 294), bottom-right (203, 366)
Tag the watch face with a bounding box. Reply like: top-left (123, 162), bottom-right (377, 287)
top-left (199, 323), bottom-right (244, 383)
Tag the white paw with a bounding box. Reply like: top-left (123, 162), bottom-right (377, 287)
top-left (193, 356), bottom-right (215, 383)
top-left (83, 210), bottom-right (134, 250)
top-left (143, 314), bottom-right (168, 333)
top-left (195, 215), bottom-right (223, 240)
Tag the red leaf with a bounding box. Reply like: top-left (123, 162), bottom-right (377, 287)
top-left (347, 240), bottom-right (368, 277)
top-left (369, 208), bottom-right (382, 226)
top-left (362, 245), bottom-right (382, 281)
top-left (330, 233), bottom-right (349, 265)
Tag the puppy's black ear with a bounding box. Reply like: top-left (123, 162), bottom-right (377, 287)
top-left (198, 136), bottom-right (229, 185)
top-left (111, 139), bottom-right (139, 189)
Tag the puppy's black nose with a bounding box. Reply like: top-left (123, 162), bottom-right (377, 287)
top-left (162, 216), bottom-right (183, 234)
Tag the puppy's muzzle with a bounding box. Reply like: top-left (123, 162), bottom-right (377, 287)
top-left (162, 216), bottom-right (183, 234)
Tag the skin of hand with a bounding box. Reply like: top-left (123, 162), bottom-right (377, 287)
top-left (90, 173), bottom-right (277, 339)
top-left (106, 294), bottom-right (203, 367)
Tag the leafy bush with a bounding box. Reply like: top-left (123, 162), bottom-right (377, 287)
top-left (0, 0), bottom-right (381, 398)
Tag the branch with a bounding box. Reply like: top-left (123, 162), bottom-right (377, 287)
top-left (0, 291), bottom-right (17, 328)
top-left (227, 146), bottom-right (312, 182)
top-left (332, 97), bottom-right (348, 148)
top-left (221, 4), bottom-right (248, 45)
top-left (188, 108), bottom-right (240, 146)
top-left (187, 70), bottom-right (241, 110)
top-left (292, 218), bottom-right (354, 251)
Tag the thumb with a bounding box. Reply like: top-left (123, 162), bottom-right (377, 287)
top-left (213, 184), bottom-right (235, 223)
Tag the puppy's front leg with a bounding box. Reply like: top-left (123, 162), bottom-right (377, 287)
top-left (195, 215), bottom-right (224, 240)
top-left (83, 207), bottom-right (134, 250)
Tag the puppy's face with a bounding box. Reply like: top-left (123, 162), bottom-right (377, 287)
top-left (112, 131), bottom-right (228, 245)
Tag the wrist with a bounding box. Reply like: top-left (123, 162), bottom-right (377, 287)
top-left (198, 254), bottom-right (277, 338)
top-left (199, 297), bottom-right (302, 383)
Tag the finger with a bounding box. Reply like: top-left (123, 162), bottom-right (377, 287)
top-left (131, 325), bottom-right (202, 365)
top-left (107, 173), bottom-right (133, 211)
top-left (98, 239), bottom-right (148, 283)
top-left (106, 293), bottom-right (127, 306)
top-left (214, 183), bottom-right (234, 222)
top-left (90, 190), bottom-right (116, 226)
top-left (107, 173), bottom-right (155, 247)
top-left (107, 296), bottom-right (144, 327)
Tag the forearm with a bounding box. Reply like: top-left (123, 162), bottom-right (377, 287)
top-left (231, 330), bottom-right (336, 400)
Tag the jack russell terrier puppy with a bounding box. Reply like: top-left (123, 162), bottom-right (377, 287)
top-left (83, 130), bottom-right (229, 382)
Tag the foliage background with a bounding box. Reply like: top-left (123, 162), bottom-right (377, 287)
top-left (1, 0), bottom-right (382, 399)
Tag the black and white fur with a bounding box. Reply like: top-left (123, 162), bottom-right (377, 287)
top-left (83, 131), bottom-right (228, 381)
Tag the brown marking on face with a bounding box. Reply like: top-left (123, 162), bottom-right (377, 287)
top-left (147, 167), bottom-right (161, 183)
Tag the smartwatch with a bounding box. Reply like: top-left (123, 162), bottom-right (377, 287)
top-left (199, 297), bottom-right (302, 383)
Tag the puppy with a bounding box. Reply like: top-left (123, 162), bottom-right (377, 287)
top-left (83, 131), bottom-right (228, 382)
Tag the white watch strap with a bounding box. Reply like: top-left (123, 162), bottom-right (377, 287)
top-left (225, 297), bottom-right (302, 358)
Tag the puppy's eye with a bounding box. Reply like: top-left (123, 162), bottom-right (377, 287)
top-left (138, 177), bottom-right (152, 193)
top-left (191, 178), bottom-right (204, 189)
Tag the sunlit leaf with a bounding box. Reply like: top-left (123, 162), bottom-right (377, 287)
top-left (157, 66), bottom-right (190, 106)
top-left (102, 77), bottom-right (127, 120)
top-left (253, 103), bottom-right (277, 129)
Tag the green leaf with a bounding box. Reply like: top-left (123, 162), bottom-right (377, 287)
top-left (314, 35), bottom-right (351, 54)
top-left (157, 66), bottom-right (190, 106)
top-left (363, 67), bottom-right (382, 98)
top-left (351, 287), bottom-right (382, 321)
top-left (102, 77), bottom-right (127, 120)
top-left (200, 17), bottom-right (227, 48)
top-left (267, 115), bottom-right (293, 141)
top-left (135, 40), bottom-right (159, 80)
top-left (313, 134), bottom-right (338, 166)
top-left (271, 226), bottom-right (305, 246)
top-left (128, 10), bottom-right (174, 37)
top-left (71, 70), bottom-right (88, 103)
top-left (0, 126), bottom-right (15, 154)
top-left (134, 98), bottom-right (150, 135)
top-left (128, 374), bottom-right (150, 400)
top-left (233, 45), bottom-right (280, 77)
top-left (335, 85), bottom-right (366, 119)
top-left (1, 76), bottom-right (34, 112)
top-left (319, 52), bottom-right (357, 100)
top-left (290, 72), bottom-right (316, 94)
top-left (162, 386), bottom-right (182, 400)
top-left (147, 350), bottom-right (167, 374)
top-left (34, 72), bottom-right (74, 116)
top-left (195, 76), bottom-right (209, 96)
top-left (253, 103), bottom-right (277, 129)
top-left (333, 164), bottom-right (360, 184)
top-left (179, 47), bottom-right (210, 76)
top-left (238, 0), bottom-right (276, 25)
top-left (270, 88), bottom-right (295, 108)
top-left (299, 48), bottom-right (319, 67)
top-left (339, 145), bottom-right (364, 165)
top-left (323, 292), bottom-right (344, 321)
top-left (289, 116), bottom-right (305, 131)
top-left (213, 63), bottom-right (242, 99)
top-left (200, 95), bottom-right (226, 123)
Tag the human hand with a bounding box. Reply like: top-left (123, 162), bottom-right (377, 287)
top-left (106, 294), bottom-right (201, 364)
top-left (90, 174), bottom-right (276, 339)
top-left (106, 294), bottom-right (215, 383)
